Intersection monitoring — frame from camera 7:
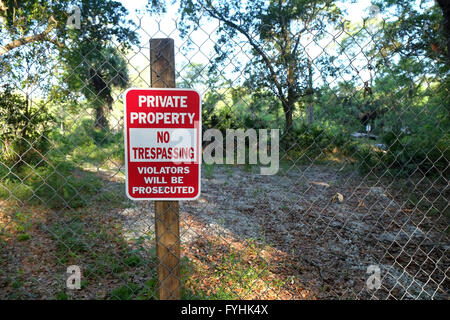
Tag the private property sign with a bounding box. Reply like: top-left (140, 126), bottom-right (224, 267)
top-left (124, 88), bottom-right (201, 200)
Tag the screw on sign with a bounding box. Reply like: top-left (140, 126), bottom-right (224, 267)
top-left (124, 88), bottom-right (202, 200)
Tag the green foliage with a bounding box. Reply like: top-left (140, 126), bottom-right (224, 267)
top-left (180, 0), bottom-right (343, 134)
top-left (381, 129), bottom-right (449, 176)
top-left (203, 164), bottom-right (215, 179)
top-left (0, 85), bottom-right (55, 165)
top-left (372, 0), bottom-right (448, 72)
top-left (1, 0), bottom-right (137, 131)
top-left (0, 0), bottom-right (138, 56)
top-left (0, 116), bottom-right (126, 208)
top-left (26, 163), bottom-right (102, 208)
top-left (110, 277), bottom-right (158, 300)
top-left (63, 45), bottom-right (130, 129)
top-left (286, 122), bottom-right (349, 160)
top-left (51, 118), bottom-right (124, 166)
top-left (352, 143), bottom-right (385, 173)
top-left (111, 283), bottom-right (140, 300)
top-left (49, 218), bottom-right (89, 263)
top-left (55, 291), bottom-right (69, 300)
top-left (124, 254), bottom-right (142, 267)
top-left (16, 233), bottom-right (31, 241)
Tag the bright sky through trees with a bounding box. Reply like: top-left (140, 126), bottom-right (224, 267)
top-left (120, 0), bottom-right (383, 91)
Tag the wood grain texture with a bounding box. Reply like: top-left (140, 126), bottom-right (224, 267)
top-left (150, 38), bottom-right (181, 300)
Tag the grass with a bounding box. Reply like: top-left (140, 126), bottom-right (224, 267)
top-left (0, 118), bottom-right (124, 209)
top-left (11, 270), bottom-right (24, 289)
top-left (111, 283), bottom-right (141, 300)
top-left (124, 254), bottom-right (142, 267)
top-left (55, 291), bottom-right (69, 300)
top-left (3, 122), bottom-right (445, 300)
top-left (0, 163), bottom-right (105, 209)
top-left (203, 163), bottom-right (215, 179)
top-left (180, 234), bottom-right (298, 300)
top-left (49, 219), bottom-right (88, 262)
top-left (107, 254), bottom-right (213, 300)
top-left (105, 247), bottom-right (276, 300)
top-left (28, 206), bottom-right (165, 300)
top-left (1, 170), bottom-right (311, 301)
top-left (216, 241), bottom-right (271, 287)
top-left (94, 253), bottom-right (124, 274)
top-left (16, 233), bottom-right (31, 241)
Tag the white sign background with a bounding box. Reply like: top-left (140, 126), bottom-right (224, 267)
top-left (129, 128), bottom-right (197, 162)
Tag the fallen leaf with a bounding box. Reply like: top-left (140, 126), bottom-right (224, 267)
top-left (331, 192), bottom-right (344, 203)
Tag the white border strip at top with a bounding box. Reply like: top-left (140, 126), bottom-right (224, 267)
top-left (123, 88), bottom-right (202, 201)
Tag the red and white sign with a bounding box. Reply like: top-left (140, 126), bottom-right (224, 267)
top-left (124, 88), bottom-right (201, 200)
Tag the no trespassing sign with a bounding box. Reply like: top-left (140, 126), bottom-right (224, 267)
top-left (124, 88), bottom-right (201, 200)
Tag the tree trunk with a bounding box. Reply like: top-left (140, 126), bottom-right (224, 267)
top-left (283, 101), bottom-right (294, 139)
top-left (94, 104), bottom-right (108, 129)
top-left (90, 67), bottom-right (111, 130)
top-left (437, 0), bottom-right (450, 61)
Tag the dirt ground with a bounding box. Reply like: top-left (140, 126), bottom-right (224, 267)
top-left (0, 163), bottom-right (448, 299)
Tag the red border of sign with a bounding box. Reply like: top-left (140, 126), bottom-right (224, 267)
top-left (123, 88), bottom-right (202, 201)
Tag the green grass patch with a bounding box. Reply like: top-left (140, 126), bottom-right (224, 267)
top-left (16, 233), bottom-right (31, 241)
top-left (110, 283), bottom-right (140, 300)
top-left (48, 219), bottom-right (88, 261)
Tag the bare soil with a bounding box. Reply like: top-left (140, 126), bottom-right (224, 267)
top-left (0, 163), bottom-right (448, 299)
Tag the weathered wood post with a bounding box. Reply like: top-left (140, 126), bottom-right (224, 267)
top-left (150, 38), bottom-right (181, 300)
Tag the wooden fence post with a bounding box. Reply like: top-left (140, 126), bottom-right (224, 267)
top-left (150, 38), bottom-right (181, 300)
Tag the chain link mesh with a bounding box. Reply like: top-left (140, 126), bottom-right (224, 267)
top-left (0, 3), bottom-right (448, 300)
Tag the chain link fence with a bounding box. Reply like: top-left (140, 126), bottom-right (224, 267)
top-left (0, 1), bottom-right (448, 300)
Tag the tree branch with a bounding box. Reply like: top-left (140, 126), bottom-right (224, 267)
top-left (203, 1), bottom-right (287, 104)
top-left (0, 0), bottom-right (7, 12)
top-left (0, 15), bottom-right (64, 56)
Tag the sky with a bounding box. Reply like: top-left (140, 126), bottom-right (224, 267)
top-left (118, 0), bottom-right (386, 93)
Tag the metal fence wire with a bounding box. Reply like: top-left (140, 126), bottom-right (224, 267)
top-left (0, 2), bottom-right (449, 300)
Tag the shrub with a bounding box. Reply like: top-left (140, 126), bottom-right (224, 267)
top-left (0, 85), bottom-right (55, 166)
top-left (381, 130), bottom-right (449, 176)
top-left (287, 123), bottom-right (350, 159)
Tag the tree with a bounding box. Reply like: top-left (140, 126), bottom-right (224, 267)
top-left (1, 0), bottom-right (138, 129)
top-left (0, 84), bottom-right (55, 165)
top-left (0, 0), bottom-right (65, 55)
top-left (335, 0), bottom-right (450, 134)
top-left (369, 0), bottom-right (449, 71)
top-left (436, 0), bottom-right (450, 61)
top-left (64, 45), bottom-right (129, 129)
top-left (180, 0), bottom-right (343, 139)
top-left (0, 0), bottom-right (137, 56)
